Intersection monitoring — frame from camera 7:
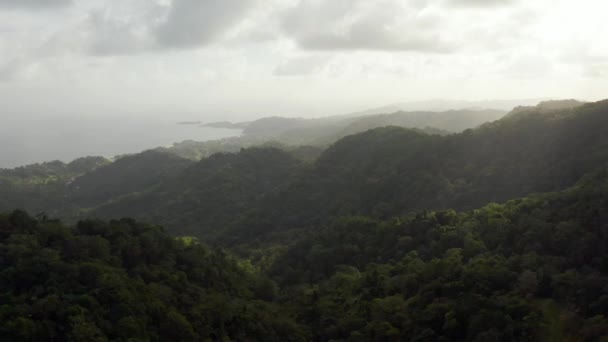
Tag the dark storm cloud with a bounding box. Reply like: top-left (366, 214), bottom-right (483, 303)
top-left (155, 0), bottom-right (256, 48)
top-left (0, 0), bottom-right (71, 10)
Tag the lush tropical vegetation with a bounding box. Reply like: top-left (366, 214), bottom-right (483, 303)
top-left (0, 211), bottom-right (305, 341)
top-left (1, 99), bottom-right (608, 340)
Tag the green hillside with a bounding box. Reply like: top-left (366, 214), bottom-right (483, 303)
top-left (0, 212), bottom-right (305, 341)
top-left (2, 165), bottom-right (607, 340)
top-left (1, 99), bottom-right (608, 340)
top-left (223, 100), bottom-right (608, 242)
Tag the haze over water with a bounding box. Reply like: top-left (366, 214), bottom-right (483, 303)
top-left (0, 116), bottom-right (240, 168)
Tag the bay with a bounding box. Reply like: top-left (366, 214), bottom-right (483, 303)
top-left (0, 115), bottom-right (240, 168)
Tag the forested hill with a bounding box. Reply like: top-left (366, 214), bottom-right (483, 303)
top-left (90, 148), bottom-right (304, 235)
top-left (1, 99), bottom-right (608, 340)
top-left (66, 150), bottom-right (193, 208)
top-left (0, 99), bottom-right (606, 240)
top-left (164, 108), bottom-right (505, 161)
top-left (2, 164), bottom-right (607, 340)
top-left (264, 166), bottom-right (608, 340)
top-left (223, 99), bottom-right (608, 242)
top-left (0, 211), bottom-right (305, 341)
top-left (196, 108), bottom-right (503, 148)
top-left (0, 157), bottom-right (110, 213)
top-left (95, 99), bottom-right (608, 235)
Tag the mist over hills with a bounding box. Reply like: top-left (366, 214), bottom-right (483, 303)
top-left (203, 100), bottom-right (519, 141)
top-left (3, 0), bottom-right (608, 338)
top-left (0, 98), bottom-right (604, 236)
top-left (196, 98), bottom-right (571, 150)
top-left (0, 117), bottom-right (241, 169)
top-left (168, 107), bottom-right (508, 161)
top-left (2, 98), bottom-right (608, 340)
top-left (345, 98), bottom-right (552, 117)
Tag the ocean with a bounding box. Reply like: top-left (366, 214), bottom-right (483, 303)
top-left (0, 115), bottom-right (241, 168)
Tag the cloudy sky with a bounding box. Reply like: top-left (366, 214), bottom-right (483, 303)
top-left (1, 0), bottom-right (607, 120)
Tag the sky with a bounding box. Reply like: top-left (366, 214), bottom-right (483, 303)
top-left (1, 0), bottom-right (607, 121)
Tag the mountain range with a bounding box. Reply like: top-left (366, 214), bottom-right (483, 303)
top-left (2, 98), bottom-right (608, 340)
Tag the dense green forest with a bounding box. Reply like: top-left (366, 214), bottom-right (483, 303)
top-left (0, 100), bottom-right (597, 238)
top-left (1, 99), bottom-right (608, 340)
top-left (2, 167), bottom-right (607, 340)
top-left (0, 212), bottom-right (304, 341)
top-left (5, 99), bottom-right (600, 239)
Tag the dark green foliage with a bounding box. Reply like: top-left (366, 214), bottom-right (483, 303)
top-left (10, 177), bottom-right (608, 341)
top-left (0, 212), bottom-right (305, 341)
top-left (91, 147), bottom-right (304, 236)
top-left (2, 99), bottom-right (608, 341)
top-left (0, 157), bottom-right (109, 215)
top-left (228, 100), bottom-right (608, 241)
top-left (262, 169), bottom-right (608, 341)
top-left (4, 100), bottom-right (608, 242)
top-left (67, 150), bottom-right (193, 207)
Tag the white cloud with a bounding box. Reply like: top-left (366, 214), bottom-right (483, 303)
top-left (0, 0), bottom-right (607, 122)
top-left (280, 0), bottom-right (454, 52)
top-left (0, 0), bottom-right (72, 10)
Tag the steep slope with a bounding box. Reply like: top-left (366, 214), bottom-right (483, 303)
top-left (67, 150), bottom-right (193, 209)
top-left (223, 100), bottom-right (608, 241)
top-left (262, 166), bottom-right (608, 341)
top-left (91, 148), bottom-right (304, 236)
top-left (504, 99), bottom-right (585, 118)
top-left (6, 161), bottom-right (607, 340)
top-left (2, 100), bottom-right (606, 240)
top-left (338, 109), bottom-right (505, 134)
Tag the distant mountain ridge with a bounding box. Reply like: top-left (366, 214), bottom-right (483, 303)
top-left (1, 98), bottom-right (606, 240)
top-left (163, 106), bottom-right (510, 161)
top-left (201, 98), bottom-right (556, 137)
top-left (3, 97), bottom-right (608, 341)
top-left (347, 97), bottom-right (552, 117)
top-left (198, 108), bottom-right (506, 147)
top-left (505, 99), bottom-right (586, 118)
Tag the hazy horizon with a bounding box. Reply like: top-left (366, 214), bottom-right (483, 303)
top-left (1, 96), bottom-right (568, 168)
top-left (0, 115), bottom-right (242, 168)
top-left (1, 0), bottom-right (607, 166)
top-left (2, 3), bottom-right (608, 338)
top-left (1, 0), bottom-right (607, 121)
top-left (0, 97), bottom-right (515, 168)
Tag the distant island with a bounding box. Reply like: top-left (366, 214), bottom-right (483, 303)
top-left (201, 121), bottom-right (251, 129)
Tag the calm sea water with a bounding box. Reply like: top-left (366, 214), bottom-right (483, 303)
top-left (0, 116), bottom-right (241, 168)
